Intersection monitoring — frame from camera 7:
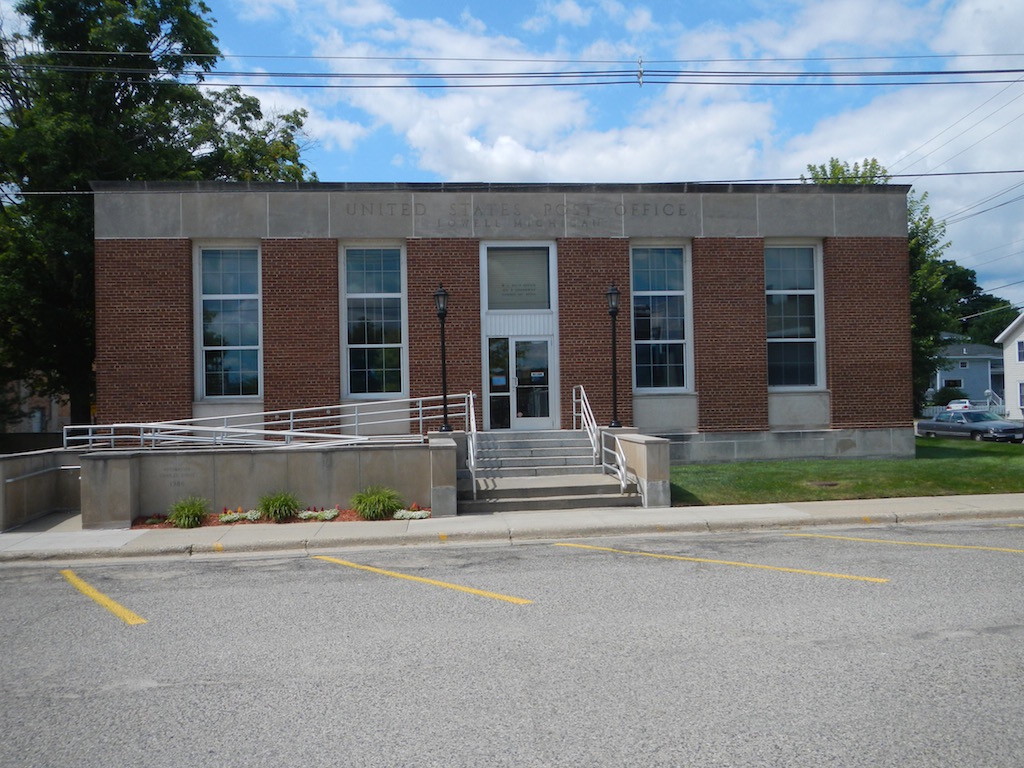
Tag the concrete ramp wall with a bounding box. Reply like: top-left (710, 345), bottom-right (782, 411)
top-left (0, 449), bottom-right (81, 531)
top-left (80, 437), bottom-right (457, 529)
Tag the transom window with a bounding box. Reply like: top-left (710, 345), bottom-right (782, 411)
top-left (632, 246), bottom-right (688, 389)
top-left (200, 247), bottom-right (261, 397)
top-left (486, 247), bottom-right (551, 310)
top-left (765, 245), bottom-right (823, 388)
top-left (345, 247), bottom-right (405, 395)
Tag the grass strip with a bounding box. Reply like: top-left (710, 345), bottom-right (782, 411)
top-left (671, 437), bottom-right (1024, 506)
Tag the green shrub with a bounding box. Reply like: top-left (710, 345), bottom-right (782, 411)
top-left (932, 386), bottom-right (968, 406)
top-left (167, 496), bottom-right (209, 529)
top-left (257, 491), bottom-right (302, 523)
top-left (351, 485), bottom-right (404, 521)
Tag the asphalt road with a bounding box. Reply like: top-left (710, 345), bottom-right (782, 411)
top-left (2, 519), bottom-right (1023, 767)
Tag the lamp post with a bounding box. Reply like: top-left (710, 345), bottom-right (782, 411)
top-left (434, 283), bottom-right (452, 432)
top-left (606, 283), bottom-right (621, 428)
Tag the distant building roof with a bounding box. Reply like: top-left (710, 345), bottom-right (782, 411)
top-left (995, 312), bottom-right (1024, 345)
top-left (939, 342), bottom-right (1001, 358)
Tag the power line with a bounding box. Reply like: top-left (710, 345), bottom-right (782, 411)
top-left (889, 83), bottom-right (1024, 174)
top-left (984, 277), bottom-right (1024, 292)
top-left (958, 302), bottom-right (1022, 321)
top-left (26, 49), bottom-right (1024, 65)
top-left (7, 59), bottom-right (1024, 89)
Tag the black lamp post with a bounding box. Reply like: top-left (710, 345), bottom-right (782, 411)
top-left (606, 283), bottom-right (621, 428)
top-left (434, 283), bottom-right (452, 432)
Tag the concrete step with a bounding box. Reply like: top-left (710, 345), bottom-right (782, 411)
top-left (474, 430), bottom-right (593, 449)
top-left (475, 454), bottom-right (598, 470)
top-left (457, 473), bottom-right (640, 514)
top-left (471, 465), bottom-right (607, 478)
top-left (475, 445), bottom-right (596, 459)
top-left (463, 474), bottom-right (626, 500)
top-left (458, 492), bottom-right (641, 515)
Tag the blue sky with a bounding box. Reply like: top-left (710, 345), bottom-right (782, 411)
top-left (5, 0), bottom-right (1024, 317)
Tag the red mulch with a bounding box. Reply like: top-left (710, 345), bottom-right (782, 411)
top-left (132, 508), bottom-right (367, 529)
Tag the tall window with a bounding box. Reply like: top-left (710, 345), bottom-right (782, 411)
top-left (1018, 340), bottom-right (1023, 362)
top-left (766, 245), bottom-right (822, 387)
top-left (345, 247), bottom-right (405, 395)
top-left (200, 247), bottom-right (261, 397)
top-left (632, 246), bottom-right (687, 389)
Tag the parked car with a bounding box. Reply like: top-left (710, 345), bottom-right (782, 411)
top-left (917, 410), bottom-right (1024, 442)
top-left (945, 399), bottom-right (973, 410)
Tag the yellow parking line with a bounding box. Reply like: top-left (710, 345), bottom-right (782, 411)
top-left (313, 556), bottom-right (532, 605)
top-left (60, 569), bottom-right (147, 626)
top-left (786, 533), bottom-right (1024, 554)
top-left (554, 543), bottom-right (888, 583)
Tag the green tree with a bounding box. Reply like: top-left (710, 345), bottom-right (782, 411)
top-left (0, 0), bottom-right (315, 423)
top-left (802, 157), bottom-right (1010, 414)
top-left (953, 283), bottom-right (1018, 346)
top-left (801, 157), bottom-right (891, 185)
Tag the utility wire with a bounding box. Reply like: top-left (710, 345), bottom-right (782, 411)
top-left (6, 59), bottom-right (1024, 88)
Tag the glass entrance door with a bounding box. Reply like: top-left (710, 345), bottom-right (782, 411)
top-left (487, 337), bottom-right (553, 429)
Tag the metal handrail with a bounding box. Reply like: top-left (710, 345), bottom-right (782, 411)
top-left (572, 385), bottom-right (600, 464)
top-left (467, 392), bottom-right (478, 500)
top-left (601, 433), bottom-right (646, 507)
top-left (64, 393), bottom-right (472, 450)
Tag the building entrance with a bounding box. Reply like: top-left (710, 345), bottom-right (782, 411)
top-left (487, 337), bottom-right (554, 430)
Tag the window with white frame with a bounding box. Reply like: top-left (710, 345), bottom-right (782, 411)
top-left (1018, 340), bottom-right (1023, 362)
top-left (632, 246), bottom-right (688, 389)
top-left (765, 245), bottom-right (823, 387)
top-left (344, 247), bottom-right (405, 395)
top-left (199, 247), bottom-right (261, 397)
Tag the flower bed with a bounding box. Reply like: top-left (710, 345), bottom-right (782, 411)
top-left (132, 504), bottom-right (429, 529)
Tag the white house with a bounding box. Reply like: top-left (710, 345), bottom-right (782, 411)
top-left (995, 312), bottom-right (1024, 421)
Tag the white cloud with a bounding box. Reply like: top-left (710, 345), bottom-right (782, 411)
top-left (625, 7), bottom-right (654, 33)
top-left (232, 0), bottom-right (393, 24)
top-left (230, 0), bottom-right (298, 22)
top-left (765, 0), bottom-right (924, 57)
top-left (523, 0), bottom-right (594, 32)
top-left (207, 0), bottom-right (1024, 305)
top-left (550, 0), bottom-right (593, 26)
top-left (933, 0), bottom-right (1024, 55)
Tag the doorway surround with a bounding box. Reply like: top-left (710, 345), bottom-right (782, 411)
top-left (480, 242), bottom-right (560, 430)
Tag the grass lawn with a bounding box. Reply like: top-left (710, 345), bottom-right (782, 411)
top-left (670, 437), bottom-right (1024, 506)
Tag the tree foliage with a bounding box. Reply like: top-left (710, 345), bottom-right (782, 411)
top-left (801, 157), bottom-right (891, 185)
top-left (0, 0), bottom-right (315, 423)
top-left (803, 158), bottom-right (1013, 414)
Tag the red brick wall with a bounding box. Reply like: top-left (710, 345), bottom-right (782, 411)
top-left (692, 238), bottom-right (769, 431)
top-left (825, 237), bottom-right (912, 428)
top-left (261, 239), bottom-right (341, 411)
top-left (94, 239), bottom-right (193, 422)
top-left (407, 240), bottom-right (482, 428)
top-left (94, 233), bottom-right (912, 436)
top-left (557, 238), bottom-right (632, 428)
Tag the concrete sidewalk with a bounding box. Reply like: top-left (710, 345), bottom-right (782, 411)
top-left (2, 493), bottom-right (1023, 562)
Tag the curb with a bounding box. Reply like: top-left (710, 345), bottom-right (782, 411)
top-left (3, 502), bottom-right (1024, 563)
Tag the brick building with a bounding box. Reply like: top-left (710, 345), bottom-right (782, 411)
top-left (93, 181), bottom-right (914, 462)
